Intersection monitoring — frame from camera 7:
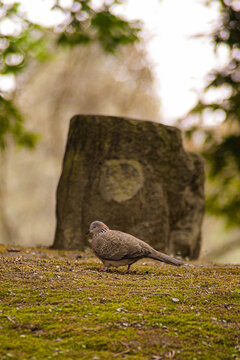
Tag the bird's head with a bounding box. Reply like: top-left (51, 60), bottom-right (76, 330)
top-left (86, 221), bottom-right (109, 235)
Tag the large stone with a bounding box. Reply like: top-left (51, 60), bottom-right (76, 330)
top-left (53, 115), bottom-right (205, 259)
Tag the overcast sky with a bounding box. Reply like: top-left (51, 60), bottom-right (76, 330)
top-left (1, 0), bottom-right (227, 123)
top-left (115, 0), bottom-right (226, 123)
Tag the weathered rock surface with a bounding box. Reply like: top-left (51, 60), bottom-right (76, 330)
top-left (53, 115), bottom-right (205, 259)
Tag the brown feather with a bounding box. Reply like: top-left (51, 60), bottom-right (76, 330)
top-left (88, 221), bottom-right (184, 271)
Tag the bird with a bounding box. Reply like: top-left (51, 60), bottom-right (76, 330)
top-left (86, 220), bottom-right (184, 273)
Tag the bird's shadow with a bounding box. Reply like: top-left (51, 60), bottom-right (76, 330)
top-left (86, 266), bottom-right (151, 276)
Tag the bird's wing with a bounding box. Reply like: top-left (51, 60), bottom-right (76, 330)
top-left (92, 230), bottom-right (151, 261)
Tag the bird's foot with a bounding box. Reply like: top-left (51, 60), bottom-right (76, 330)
top-left (124, 265), bottom-right (131, 274)
top-left (99, 267), bottom-right (108, 272)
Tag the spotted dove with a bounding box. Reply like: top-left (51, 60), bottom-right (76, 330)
top-left (87, 221), bottom-right (184, 272)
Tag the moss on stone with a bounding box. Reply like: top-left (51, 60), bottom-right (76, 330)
top-left (53, 115), bottom-right (205, 258)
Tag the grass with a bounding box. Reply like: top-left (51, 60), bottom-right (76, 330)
top-left (0, 245), bottom-right (239, 360)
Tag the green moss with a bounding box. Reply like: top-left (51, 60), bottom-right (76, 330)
top-left (0, 246), bottom-right (239, 360)
top-left (99, 159), bottom-right (144, 203)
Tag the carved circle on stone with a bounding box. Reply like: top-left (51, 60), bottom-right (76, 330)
top-left (99, 159), bottom-right (144, 203)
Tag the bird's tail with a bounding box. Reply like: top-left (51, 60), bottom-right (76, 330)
top-left (149, 250), bottom-right (184, 266)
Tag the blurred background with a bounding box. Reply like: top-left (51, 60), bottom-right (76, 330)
top-left (0, 0), bottom-right (239, 263)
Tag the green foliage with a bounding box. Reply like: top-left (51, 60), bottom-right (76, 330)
top-left (0, 0), bottom-right (141, 150)
top-left (184, 1), bottom-right (240, 227)
top-left (0, 95), bottom-right (38, 149)
top-left (55, 0), bottom-right (141, 52)
top-left (91, 11), bottom-right (140, 53)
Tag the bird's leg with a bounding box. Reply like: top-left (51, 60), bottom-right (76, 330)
top-left (124, 264), bottom-right (131, 274)
top-left (99, 267), bottom-right (108, 272)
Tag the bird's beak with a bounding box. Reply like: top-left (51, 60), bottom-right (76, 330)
top-left (86, 230), bottom-right (90, 235)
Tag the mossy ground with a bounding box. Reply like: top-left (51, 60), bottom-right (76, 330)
top-left (0, 245), bottom-right (239, 360)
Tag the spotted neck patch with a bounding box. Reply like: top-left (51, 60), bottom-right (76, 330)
top-left (94, 228), bottom-right (108, 238)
